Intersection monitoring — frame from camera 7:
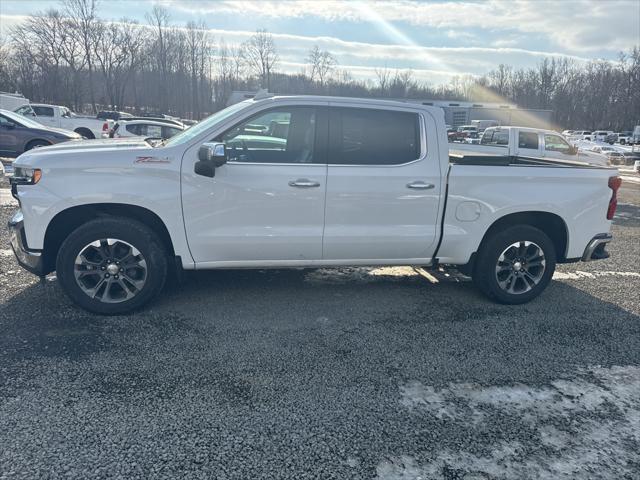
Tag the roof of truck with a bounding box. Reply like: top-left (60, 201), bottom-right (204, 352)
top-left (483, 125), bottom-right (560, 135)
top-left (249, 94), bottom-right (442, 111)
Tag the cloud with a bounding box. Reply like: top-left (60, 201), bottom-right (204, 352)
top-left (201, 27), bottom-right (593, 78)
top-left (165, 0), bottom-right (640, 53)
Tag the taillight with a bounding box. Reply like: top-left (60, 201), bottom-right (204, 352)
top-left (102, 122), bottom-right (109, 131)
top-left (607, 176), bottom-right (621, 220)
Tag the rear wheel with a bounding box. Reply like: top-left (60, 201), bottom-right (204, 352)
top-left (74, 128), bottom-right (94, 139)
top-left (56, 217), bottom-right (167, 314)
top-left (472, 225), bottom-right (556, 304)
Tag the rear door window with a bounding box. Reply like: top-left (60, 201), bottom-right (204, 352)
top-left (329, 107), bottom-right (420, 165)
top-left (518, 131), bottom-right (539, 149)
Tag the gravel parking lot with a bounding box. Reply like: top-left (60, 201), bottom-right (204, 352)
top-left (1, 181), bottom-right (639, 479)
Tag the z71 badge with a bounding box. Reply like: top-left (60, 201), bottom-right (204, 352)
top-left (134, 156), bottom-right (172, 164)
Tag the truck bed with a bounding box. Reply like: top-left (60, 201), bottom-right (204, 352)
top-left (449, 151), bottom-right (608, 169)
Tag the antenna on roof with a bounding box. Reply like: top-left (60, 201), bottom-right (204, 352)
top-left (253, 89), bottom-right (274, 100)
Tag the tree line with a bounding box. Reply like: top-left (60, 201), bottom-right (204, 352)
top-left (0, 0), bottom-right (638, 130)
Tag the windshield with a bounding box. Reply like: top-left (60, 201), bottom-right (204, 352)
top-left (1, 109), bottom-right (47, 129)
top-left (163, 101), bottom-right (250, 147)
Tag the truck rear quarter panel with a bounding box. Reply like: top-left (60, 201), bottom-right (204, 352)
top-left (438, 164), bottom-right (614, 264)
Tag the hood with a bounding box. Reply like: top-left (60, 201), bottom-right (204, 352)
top-left (30, 125), bottom-right (81, 139)
top-left (50, 126), bottom-right (82, 137)
top-left (14, 137), bottom-right (152, 167)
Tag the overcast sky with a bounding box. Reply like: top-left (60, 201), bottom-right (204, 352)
top-left (1, 0), bottom-right (638, 84)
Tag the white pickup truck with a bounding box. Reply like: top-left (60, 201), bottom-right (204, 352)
top-left (455, 126), bottom-right (609, 166)
top-left (9, 95), bottom-right (620, 314)
top-left (14, 103), bottom-right (110, 139)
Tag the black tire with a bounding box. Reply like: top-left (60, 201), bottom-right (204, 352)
top-left (472, 225), bottom-right (556, 305)
top-left (24, 139), bottom-right (50, 151)
top-left (75, 128), bottom-right (95, 139)
top-left (56, 217), bottom-right (168, 315)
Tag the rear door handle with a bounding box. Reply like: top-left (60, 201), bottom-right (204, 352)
top-left (406, 181), bottom-right (435, 190)
top-left (289, 179), bottom-right (320, 188)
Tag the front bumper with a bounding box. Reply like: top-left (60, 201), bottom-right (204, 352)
top-left (8, 210), bottom-right (46, 276)
top-left (582, 233), bottom-right (612, 262)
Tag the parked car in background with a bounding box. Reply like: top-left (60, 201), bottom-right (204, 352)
top-left (0, 109), bottom-right (81, 157)
top-left (589, 145), bottom-right (619, 155)
top-left (14, 103), bottom-right (111, 139)
top-left (616, 131), bottom-right (634, 145)
top-left (633, 126), bottom-right (640, 144)
top-left (121, 116), bottom-right (185, 128)
top-left (592, 130), bottom-right (615, 143)
top-left (448, 125), bottom-right (479, 142)
top-left (471, 119), bottom-right (499, 131)
top-left (0, 92), bottom-right (29, 111)
top-left (621, 151), bottom-right (640, 166)
top-left (605, 133), bottom-right (618, 144)
top-left (97, 111), bottom-right (133, 122)
top-left (568, 130), bottom-right (592, 142)
top-left (561, 130), bottom-right (574, 137)
top-left (455, 126), bottom-right (609, 165)
top-left (9, 95), bottom-right (619, 314)
top-left (109, 119), bottom-right (185, 140)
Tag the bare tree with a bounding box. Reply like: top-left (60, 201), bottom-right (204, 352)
top-left (11, 10), bottom-right (66, 103)
top-left (185, 21), bottom-right (209, 118)
top-left (146, 5), bottom-right (170, 112)
top-left (306, 45), bottom-right (337, 87)
top-left (374, 65), bottom-right (392, 95)
top-left (62, 0), bottom-right (99, 112)
top-left (92, 20), bottom-right (144, 109)
top-left (244, 29), bottom-right (278, 90)
top-left (0, 35), bottom-right (12, 89)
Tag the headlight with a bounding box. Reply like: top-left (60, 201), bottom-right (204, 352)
top-left (11, 167), bottom-right (42, 185)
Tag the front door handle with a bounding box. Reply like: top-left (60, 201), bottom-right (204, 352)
top-left (289, 179), bottom-right (320, 188)
top-left (406, 181), bottom-right (435, 190)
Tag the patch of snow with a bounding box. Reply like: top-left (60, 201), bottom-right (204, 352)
top-left (387, 366), bottom-right (640, 479)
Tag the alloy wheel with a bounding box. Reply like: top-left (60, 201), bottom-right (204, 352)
top-left (495, 241), bottom-right (546, 294)
top-left (73, 238), bottom-right (147, 303)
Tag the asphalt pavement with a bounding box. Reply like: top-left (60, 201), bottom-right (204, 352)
top-left (1, 182), bottom-right (639, 479)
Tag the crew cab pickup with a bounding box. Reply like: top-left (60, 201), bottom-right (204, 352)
top-left (14, 103), bottom-right (110, 139)
top-left (8, 95), bottom-right (620, 314)
top-left (455, 126), bottom-right (609, 166)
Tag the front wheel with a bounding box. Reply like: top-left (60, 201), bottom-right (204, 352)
top-left (56, 217), bottom-right (168, 314)
top-left (472, 225), bottom-right (556, 304)
top-left (24, 139), bottom-right (50, 151)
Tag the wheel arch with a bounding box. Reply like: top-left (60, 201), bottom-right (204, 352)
top-left (24, 138), bottom-right (52, 151)
top-left (43, 203), bottom-right (176, 273)
top-left (480, 211), bottom-right (569, 261)
top-left (74, 127), bottom-right (95, 139)
top-left (458, 210), bottom-right (569, 276)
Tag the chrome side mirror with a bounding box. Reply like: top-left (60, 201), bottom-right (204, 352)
top-left (198, 142), bottom-right (227, 166)
top-left (195, 142), bottom-right (227, 178)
